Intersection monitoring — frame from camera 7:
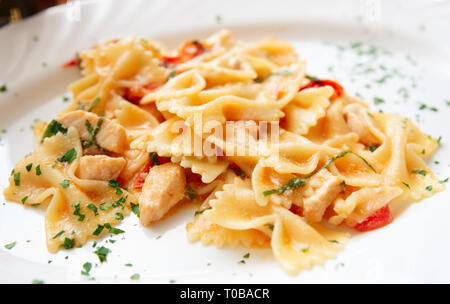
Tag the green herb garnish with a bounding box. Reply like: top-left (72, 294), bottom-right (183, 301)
top-left (87, 204), bottom-right (98, 216)
top-left (93, 225), bottom-right (104, 236)
top-left (186, 185), bottom-right (197, 200)
top-left (263, 177), bottom-right (306, 196)
top-left (368, 145), bottom-right (379, 152)
top-left (52, 230), bottom-right (65, 239)
top-left (94, 246), bottom-right (110, 263)
top-left (130, 273), bottom-right (140, 280)
top-left (83, 118), bottom-right (104, 149)
top-left (130, 202), bottom-right (140, 218)
top-left (14, 172), bottom-right (20, 186)
top-left (81, 262), bottom-right (92, 276)
top-left (104, 223), bottom-right (125, 235)
top-left (57, 148), bottom-right (77, 163)
top-left (4, 242), bottom-right (16, 250)
top-left (149, 152), bottom-right (159, 166)
top-left (36, 165), bottom-right (42, 176)
top-left (60, 179), bottom-right (70, 189)
top-left (72, 202), bottom-right (85, 221)
top-left (87, 97), bottom-right (101, 112)
top-left (26, 163), bottom-right (33, 172)
top-left (62, 238), bottom-right (75, 249)
top-left (41, 120), bottom-right (67, 143)
top-left (425, 185), bottom-right (433, 191)
top-left (411, 169), bottom-right (427, 176)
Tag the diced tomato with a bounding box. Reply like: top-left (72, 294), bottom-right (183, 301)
top-left (162, 40), bottom-right (207, 66)
top-left (299, 79), bottom-right (344, 98)
top-left (61, 57), bottom-right (79, 68)
top-left (123, 82), bottom-right (164, 104)
top-left (354, 205), bottom-right (393, 232)
top-left (133, 154), bottom-right (171, 190)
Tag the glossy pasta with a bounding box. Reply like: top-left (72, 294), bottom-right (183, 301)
top-left (3, 30), bottom-right (445, 274)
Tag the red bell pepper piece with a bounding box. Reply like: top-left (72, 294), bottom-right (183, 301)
top-left (162, 40), bottom-right (206, 66)
top-left (354, 205), bottom-right (393, 232)
top-left (299, 78), bottom-right (344, 98)
top-left (61, 57), bottom-right (79, 68)
top-left (134, 155), bottom-right (170, 190)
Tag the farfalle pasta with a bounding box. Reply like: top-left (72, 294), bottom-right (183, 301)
top-left (3, 30), bottom-right (445, 274)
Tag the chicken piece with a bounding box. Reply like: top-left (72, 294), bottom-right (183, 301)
top-left (139, 163), bottom-right (186, 226)
top-left (302, 170), bottom-right (343, 222)
top-left (78, 155), bottom-right (126, 181)
top-left (58, 110), bottom-right (127, 153)
top-left (344, 103), bottom-right (379, 146)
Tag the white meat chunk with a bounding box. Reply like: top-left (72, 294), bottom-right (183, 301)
top-left (302, 170), bottom-right (343, 222)
top-left (344, 103), bottom-right (379, 146)
top-left (78, 155), bottom-right (126, 181)
top-left (58, 110), bottom-right (127, 153)
top-left (139, 163), bottom-right (186, 226)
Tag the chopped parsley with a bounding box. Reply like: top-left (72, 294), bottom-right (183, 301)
top-left (130, 273), bottom-right (140, 280)
top-left (263, 177), bottom-right (306, 196)
top-left (130, 202), bottom-right (140, 218)
top-left (305, 74), bottom-right (321, 82)
top-left (81, 262), bottom-right (92, 276)
top-left (99, 202), bottom-right (113, 211)
top-left (21, 196), bottom-right (28, 204)
top-left (52, 230), bottom-right (65, 239)
top-left (329, 240), bottom-right (339, 244)
top-left (104, 223), bottom-right (124, 235)
top-left (87, 203), bottom-right (98, 216)
top-left (229, 165), bottom-right (246, 178)
top-left (72, 202), bottom-right (85, 221)
top-left (94, 223), bottom-right (124, 235)
top-left (167, 71), bottom-right (177, 81)
top-left (194, 207), bottom-right (211, 216)
top-left (62, 238), bottom-right (75, 249)
top-left (108, 179), bottom-right (123, 195)
top-left (306, 150), bottom-right (376, 178)
top-left (373, 97), bottom-right (385, 105)
top-left (94, 246), bottom-right (111, 263)
top-left (243, 253), bottom-right (250, 259)
top-left (411, 169), bottom-right (427, 176)
top-left (265, 223), bottom-right (274, 231)
top-left (57, 148), bottom-right (77, 163)
top-left (60, 179), bottom-right (70, 189)
top-left (26, 163), bottom-right (33, 172)
top-left (14, 172), bottom-right (20, 186)
top-left (439, 178), bottom-right (449, 184)
top-left (425, 185), bottom-right (433, 191)
top-left (186, 185), bottom-right (197, 200)
top-left (149, 152), bottom-right (159, 166)
top-left (125, 263), bottom-right (133, 267)
top-left (83, 118), bottom-right (104, 150)
top-left (368, 145), bottom-right (379, 152)
top-left (41, 120), bottom-right (68, 143)
top-left (402, 182), bottom-right (411, 189)
top-left (93, 225), bottom-right (104, 236)
top-left (301, 246), bottom-right (309, 253)
top-left (4, 241), bottom-right (16, 250)
top-left (0, 84), bottom-right (7, 92)
top-left (115, 212), bottom-right (124, 220)
top-left (87, 97), bottom-right (101, 112)
top-left (32, 280), bottom-right (44, 284)
top-left (35, 165), bottom-right (42, 176)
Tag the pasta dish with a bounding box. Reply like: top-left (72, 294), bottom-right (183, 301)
top-left (3, 30), bottom-right (445, 274)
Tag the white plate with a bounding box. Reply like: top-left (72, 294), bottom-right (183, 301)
top-left (0, 0), bottom-right (449, 283)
